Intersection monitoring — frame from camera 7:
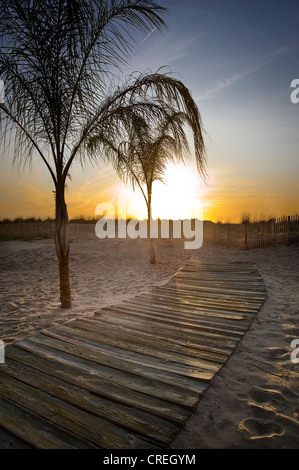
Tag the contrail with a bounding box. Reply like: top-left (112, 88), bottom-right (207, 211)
top-left (139, 27), bottom-right (157, 46)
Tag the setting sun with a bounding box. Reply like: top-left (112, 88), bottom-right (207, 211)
top-left (0, 0), bottom-right (299, 452)
top-left (117, 162), bottom-right (205, 221)
top-left (151, 163), bottom-right (204, 220)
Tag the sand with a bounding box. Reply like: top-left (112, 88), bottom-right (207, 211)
top-left (0, 237), bottom-right (299, 449)
top-left (172, 242), bottom-right (299, 449)
top-left (0, 237), bottom-right (191, 345)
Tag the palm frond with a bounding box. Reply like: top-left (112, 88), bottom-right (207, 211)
top-left (0, 0), bottom-right (168, 180)
top-left (86, 72), bottom-right (207, 212)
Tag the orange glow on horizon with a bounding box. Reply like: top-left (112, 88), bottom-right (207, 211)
top-left (0, 160), bottom-right (298, 224)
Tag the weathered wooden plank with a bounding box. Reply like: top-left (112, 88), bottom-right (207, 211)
top-left (152, 294), bottom-right (263, 311)
top-left (16, 336), bottom-right (209, 394)
top-left (178, 275), bottom-right (258, 280)
top-left (158, 285), bottom-right (265, 307)
top-left (176, 265), bottom-right (261, 273)
top-left (171, 271), bottom-right (266, 283)
top-left (147, 294), bottom-right (264, 313)
top-left (175, 274), bottom-right (263, 282)
top-left (124, 297), bottom-right (254, 322)
top-left (134, 291), bottom-right (261, 314)
top-left (143, 287), bottom-right (262, 305)
top-left (182, 260), bottom-right (250, 265)
top-left (0, 360), bottom-right (178, 447)
top-left (154, 285), bottom-right (266, 302)
top-left (7, 345), bottom-right (198, 416)
top-left (173, 281), bottom-right (263, 289)
top-left (179, 263), bottom-right (255, 270)
top-left (180, 264), bottom-right (254, 270)
top-left (0, 395), bottom-right (96, 449)
top-left (0, 371), bottom-right (159, 449)
top-left (169, 280), bottom-right (267, 295)
top-left (179, 265), bottom-right (257, 273)
top-left (25, 333), bottom-right (215, 386)
top-left (97, 308), bottom-right (240, 349)
top-left (152, 277), bottom-right (265, 289)
top-left (41, 327), bottom-right (217, 380)
top-left (175, 272), bottom-right (263, 281)
top-left (53, 323), bottom-right (222, 372)
top-left (133, 292), bottom-right (261, 315)
top-left (121, 298), bottom-right (251, 330)
top-left (70, 318), bottom-right (228, 365)
top-left (88, 314), bottom-right (234, 357)
top-left (108, 302), bottom-right (248, 336)
top-left (103, 305), bottom-right (246, 340)
top-left (173, 271), bottom-right (265, 281)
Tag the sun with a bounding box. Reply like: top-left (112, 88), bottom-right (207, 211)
top-left (116, 162), bottom-right (205, 221)
top-left (151, 162), bottom-right (204, 220)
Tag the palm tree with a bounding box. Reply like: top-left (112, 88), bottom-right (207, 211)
top-left (0, 0), bottom-right (169, 307)
top-left (88, 94), bottom-right (207, 264)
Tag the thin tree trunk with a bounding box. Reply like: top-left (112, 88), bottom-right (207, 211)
top-left (55, 181), bottom-right (71, 308)
top-left (147, 199), bottom-right (156, 265)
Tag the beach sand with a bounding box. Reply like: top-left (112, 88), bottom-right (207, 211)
top-left (0, 237), bottom-right (298, 449)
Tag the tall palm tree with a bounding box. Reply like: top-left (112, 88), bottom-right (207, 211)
top-left (0, 0), bottom-right (169, 307)
top-left (89, 95), bottom-right (207, 264)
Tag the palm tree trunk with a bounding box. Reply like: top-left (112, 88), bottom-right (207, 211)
top-left (55, 180), bottom-right (71, 308)
top-left (147, 199), bottom-right (156, 265)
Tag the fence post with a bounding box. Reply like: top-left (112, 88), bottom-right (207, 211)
top-left (227, 223), bottom-right (230, 247)
top-left (287, 215), bottom-right (290, 246)
top-left (244, 223), bottom-right (248, 250)
top-left (169, 219), bottom-right (173, 247)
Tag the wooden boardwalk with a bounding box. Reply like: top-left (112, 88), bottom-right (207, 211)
top-left (0, 261), bottom-right (267, 449)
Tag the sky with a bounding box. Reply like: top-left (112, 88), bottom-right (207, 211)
top-left (0, 0), bottom-right (298, 223)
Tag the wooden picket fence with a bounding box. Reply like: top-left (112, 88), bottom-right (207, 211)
top-left (244, 215), bottom-right (299, 250)
top-left (1, 216), bottom-right (298, 250)
top-left (205, 215), bottom-right (299, 250)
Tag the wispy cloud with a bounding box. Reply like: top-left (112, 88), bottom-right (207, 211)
top-left (132, 31), bottom-right (205, 71)
top-left (199, 74), bottom-right (243, 100)
top-left (197, 46), bottom-right (290, 101)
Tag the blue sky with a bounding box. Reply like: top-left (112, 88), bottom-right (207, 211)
top-left (123, 0), bottom-right (299, 221)
top-left (0, 0), bottom-right (298, 222)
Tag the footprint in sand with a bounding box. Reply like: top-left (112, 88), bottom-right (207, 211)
top-left (249, 403), bottom-right (275, 421)
top-left (249, 388), bottom-right (287, 407)
top-left (240, 418), bottom-right (284, 440)
top-left (267, 347), bottom-right (288, 359)
top-left (239, 387), bottom-right (289, 441)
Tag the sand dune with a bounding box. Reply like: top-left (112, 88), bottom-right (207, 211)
top-left (0, 237), bottom-right (298, 448)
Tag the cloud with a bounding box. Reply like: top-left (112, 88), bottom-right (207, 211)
top-left (130, 31), bottom-right (205, 72)
top-left (197, 46), bottom-right (290, 101)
